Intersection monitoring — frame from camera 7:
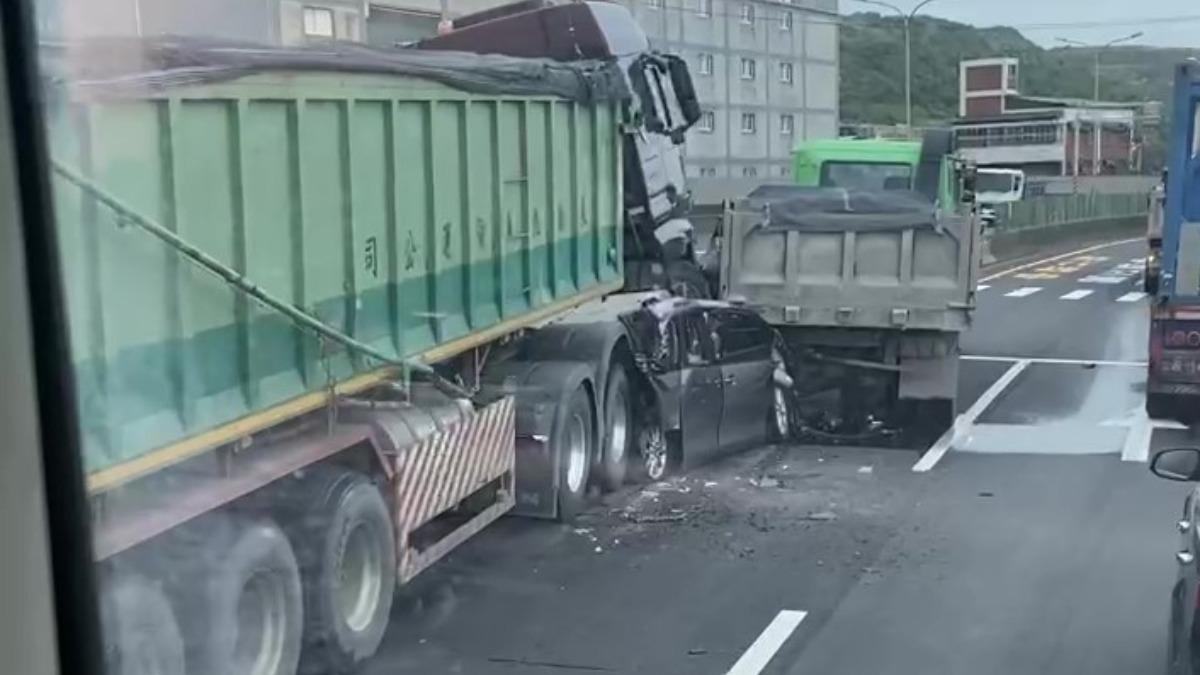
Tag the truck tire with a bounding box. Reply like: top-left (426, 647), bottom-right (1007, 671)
top-left (182, 519), bottom-right (303, 675)
top-left (556, 383), bottom-right (596, 521)
top-left (597, 363), bottom-right (632, 491)
top-left (286, 469), bottom-right (396, 674)
top-left (1147, 393), bottom-right (1178, 421)
top-left (102, 574), bottom-right (186, 675)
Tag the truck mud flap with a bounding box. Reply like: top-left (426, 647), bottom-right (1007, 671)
top-left (391, 397), bottom-right (516, 584)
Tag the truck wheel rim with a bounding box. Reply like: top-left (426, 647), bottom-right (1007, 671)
top-left (339, 524), bottom-right (383, 633)
top-left (565, 413), bottom-right (588, 493)
top-left (235, 571), bottom-right (289, 675)
top-left (641, 427), bottom-right (666, 480)
top-left (609, 387), bottom-right (628, 465)
top-left (774, 388), bottom-right (789, 438)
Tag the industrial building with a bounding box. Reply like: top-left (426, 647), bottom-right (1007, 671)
top-left (38, 0), bottom-right (840, 186)
top-left (954, 57), bottom-right (1147, 177)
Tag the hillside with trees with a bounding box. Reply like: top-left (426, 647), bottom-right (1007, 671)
top-left (840, 12), bottom-right (1198, 126)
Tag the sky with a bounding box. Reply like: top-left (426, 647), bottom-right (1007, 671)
top-left (843, 0), bottom-right (1200, 48)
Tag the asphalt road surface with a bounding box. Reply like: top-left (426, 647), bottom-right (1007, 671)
top-left (365, 238), bottom-right (1200, 675)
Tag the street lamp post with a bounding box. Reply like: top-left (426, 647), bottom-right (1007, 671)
top-left (854, 0), bottom-right (938, 129)
top-left (1055, 32), bottom-right (1143, 102)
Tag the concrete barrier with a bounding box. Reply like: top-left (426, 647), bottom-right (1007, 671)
top-left (984, 215), bottom-right (1145, 266)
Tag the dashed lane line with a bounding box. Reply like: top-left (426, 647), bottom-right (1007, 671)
top-left (1004, 287), bottom-right (1042, 297)
top-left (726, 610), bottom-right (808, 675)
top-left (1116, 291), bottom-right (1147, 303)
top-left (1059, 289), bottom-right (1093, 300)
top-left (976, 284), bottom-right (991, 291)
top-left (913, 359), bottom-right (1032, 473)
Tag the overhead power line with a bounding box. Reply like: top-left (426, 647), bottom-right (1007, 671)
top-left (1012, 14), bottom-right (1200, 30)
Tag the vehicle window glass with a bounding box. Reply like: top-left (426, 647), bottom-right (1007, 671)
top-left (820, 162), bottom-right (913, 191)
top-left (715, 310), bottom-right (770, 362)
top-left (1193, 102), bottom-right (1199, 159)
top-left (683, 311), bottom-right (715, 366)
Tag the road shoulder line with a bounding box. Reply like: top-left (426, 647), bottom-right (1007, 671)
top-left (913, 359), bottom-right (1031, 473)
top-left (961, 355), bottom-right (1145, 367)
top-left (980, 238), bottom-right (1141, 283)
top-left (726, 610), bottom-right (808, 675)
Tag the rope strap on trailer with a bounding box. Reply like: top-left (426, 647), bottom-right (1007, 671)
top-left (52, 160), bottom-right (472, 400)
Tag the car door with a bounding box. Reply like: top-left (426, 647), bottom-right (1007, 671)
top-left (1169, 488), bottom-right (1200, 672)
top-left (713, 309), bottom-right (775, 451)
top-left (677, 309), bottom-right (724, 467)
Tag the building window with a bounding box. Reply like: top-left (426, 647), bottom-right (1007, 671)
top-left (697, 111), bottom-right (716, 133)
top-left (740, 57), bottom-right (756, 80)
top-left (697, 0), bottom-right (713, 17)
top-left (740, 3), bottom-right (754, 24)
top-left (698, 53), bottom-right (714, 76)
top-left (742, 166), bottom-right (758, 178)
top-left (699, 166), bottom-right (718, 177)
top-left (780, 113), bottom-right (794, 135)
top-left (779, 165), bottom-right (791, 177)
top-left (779, 62), bottom-right (794, 84)
top-left (303, 6), bottom-right (335, 37)
top-left (647, 0), bottom-right (663, 8)
top-left (781, 11), bottom-right (793, 31)
top-left (741, 113), bottom-right (757, 134)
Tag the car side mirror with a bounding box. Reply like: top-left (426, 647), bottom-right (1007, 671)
top-left (1150, 448), bottom-right (1200, 481)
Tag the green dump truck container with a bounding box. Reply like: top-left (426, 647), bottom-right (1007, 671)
top-left (48, 65), bottom-right (624, 481)
top-left (51, 36), bottom-right (694, 675)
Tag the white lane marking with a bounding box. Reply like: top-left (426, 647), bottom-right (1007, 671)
top-left (1079, 275), bottom-right (1127, 284)
top-left (1121, 420), bottom-right (1155, 463)
top-left (976, 284), bottom-right (991, 291)
top-left (726, 610), bottom-right (808, 675)
top-left (1102, 406), bottom-right (1187, 463)
top-left (1004, 286), bottom-right (1042, 297)
top-left (962, 355), bottom-right (1145, 367)
top-left (1116, 291), bottom-right (1147, 303)
top-left (1059, 289), bottom-right (1093, 300)
top-left (981, 238), bottom-right (1141, 283)
top-left (1131, 257), bottom-right (1146, 263)
top-left (913, 359), bottom-right (1031, 472)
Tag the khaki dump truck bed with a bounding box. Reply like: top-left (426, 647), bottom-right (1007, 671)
top-left (719, 186), bottom-right (978, 333)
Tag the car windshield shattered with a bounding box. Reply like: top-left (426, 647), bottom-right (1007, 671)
top-left (11, 0), bottom-right (1200, 673)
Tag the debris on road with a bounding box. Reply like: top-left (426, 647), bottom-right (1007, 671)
top-left (804, 510), bottom-right (838, 522)
top-left (857, 466), bottom-right (874, 474)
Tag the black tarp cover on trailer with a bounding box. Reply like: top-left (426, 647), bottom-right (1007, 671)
top-left (744, 185), bottom-right (942, 233)
top-left (40, 36), bottom-right (631, 103)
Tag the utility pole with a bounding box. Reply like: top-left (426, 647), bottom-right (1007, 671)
top-left (1055, 32), bottom-right (1143, 102)
top-left (855, 0), bottom-right (938, 130)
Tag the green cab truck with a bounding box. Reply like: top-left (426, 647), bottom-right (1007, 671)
top-left (46, 4), bottom-right (712, 674)
top-left (720, 133), bottom-right (981, 433)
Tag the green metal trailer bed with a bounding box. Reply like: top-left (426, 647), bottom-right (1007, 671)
top-left (45, 52), bottom-right (626, 488)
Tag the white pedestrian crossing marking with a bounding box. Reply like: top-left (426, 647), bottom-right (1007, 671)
top-left (1059, 289), bottom-right (1093, 300)
top-left (1079, 275), bottom-right (1127, 284)
top-left (1116, 292), bottom-right (1147, 303)
top-left (1004, 287), bottom-right (1042, 297)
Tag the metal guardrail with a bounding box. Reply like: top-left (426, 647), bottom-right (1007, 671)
top-left (998, 192), bottom-right (1148, 232)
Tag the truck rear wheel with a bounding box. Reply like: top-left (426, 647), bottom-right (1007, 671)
top-left (287, 469), bottom-right (396, 674)
top-left (182, 518), bottom-right (303, 675)
top-left (597, 364), bottom-right (632, 491)
top-left (556, 384), bottom-right (595, 522)
top-left (101, 573), bottom-right (186, 675)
